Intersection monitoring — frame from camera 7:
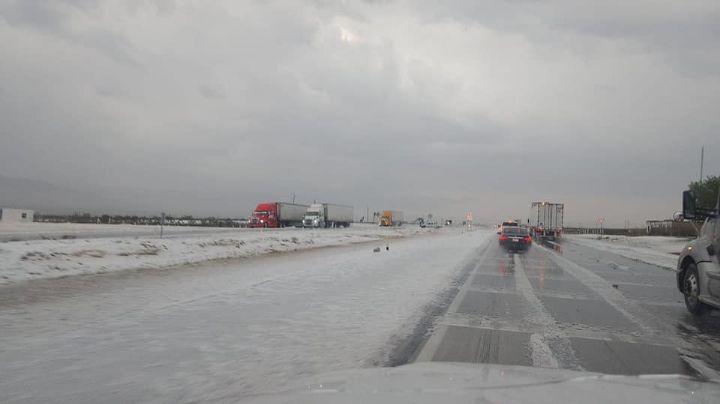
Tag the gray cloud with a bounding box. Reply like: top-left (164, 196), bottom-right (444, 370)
top-left (1, 0), bottom-right (718, 226)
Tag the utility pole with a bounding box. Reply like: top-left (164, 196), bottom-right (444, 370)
top-left (700, 146), bottom-right (704, 182)
top-left (292, 193), bottom-right (296, 204)
top-left (160, 212), bottom-right (165, 239)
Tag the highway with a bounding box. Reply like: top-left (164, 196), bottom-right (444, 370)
top-left (415, 239), bottom-right (720, 376)
top-left (1, 228), bottom-right (719, 403)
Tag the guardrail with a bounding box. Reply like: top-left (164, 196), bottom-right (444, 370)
top-left (564, 222), bottom-right (698, 237)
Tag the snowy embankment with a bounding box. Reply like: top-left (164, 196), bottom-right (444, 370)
top-left (0, 224), bottom-right (432, 284)
top-left (0, 222), bottom-right (242, 242)
top-left (0, 229), bottom-right (491, 401)
top-left (566, 234), bottom-right (692, 270)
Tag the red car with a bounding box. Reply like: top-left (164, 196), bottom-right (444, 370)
top-left (498, 226), bottom-right (532, 251)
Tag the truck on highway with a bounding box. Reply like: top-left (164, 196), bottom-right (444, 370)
top-left (379, 210), bottom-right (403, 227)
top-left (676, 188), bottom-right (720, 315)
top-left (249, 202), bottom-right (309, 228)
top-left (529, 202), bottom-right (564, 240)
top-left (302, 203), bottom-right (354, 228)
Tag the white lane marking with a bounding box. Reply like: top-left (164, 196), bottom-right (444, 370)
top-left (680, 356), bottom-right (720, 382)
top-left (530, 333), bottom-right (559, 369)
top-left (541, 246), bottom-right (668, 341)
top-left (542, 244), bottom-right (720, 378)
top-left (415, 240), bottom-right (493, 362)
top-left (513, 254), bottom-right (575, 370)
top-left (440, 316), bottom-right (670, 345)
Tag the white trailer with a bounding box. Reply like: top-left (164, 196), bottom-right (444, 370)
top-left (303, 203), bottom-right (354, 228)
top-left (277, 202), bottom-right (309, 227)
top-left (529, 202), bottom-right (564, 240)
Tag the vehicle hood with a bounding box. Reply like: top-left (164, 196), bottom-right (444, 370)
top-left (243, 362), bottom-right (720, 403)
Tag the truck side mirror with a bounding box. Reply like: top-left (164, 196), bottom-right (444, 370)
top-left (682, 190), bottom-right (697, 220)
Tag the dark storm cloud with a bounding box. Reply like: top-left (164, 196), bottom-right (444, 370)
top-left (1, 0), bottom-right (718, 225)
top-left (414, 0), bottom-right (720, 79)
top-left (1, 0), bottom-right (139, 64)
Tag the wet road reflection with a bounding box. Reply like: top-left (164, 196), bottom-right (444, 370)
top-left (419, 237), bottom-right (720, 378)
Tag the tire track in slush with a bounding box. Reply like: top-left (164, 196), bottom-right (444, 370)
top-left (377, 241), bottom-right (491, 367)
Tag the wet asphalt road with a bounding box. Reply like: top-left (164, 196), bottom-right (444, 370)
top-left (1, 230), bottom-right (720, 403)
top-left (414, 238), bottom-right (720, 377)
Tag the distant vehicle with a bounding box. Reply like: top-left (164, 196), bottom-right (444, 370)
top-left (420, 219), bottom-right (440, 228)
top-left (499, 226), bottom-right (532, 252)
top-left (249, 202), bottom-right (309, 228)
top-left (418, 214), bottom-right (440, 228)
top-left (302, 203), bottom-right (353, 228)
top-left (676, 189), bottom-right (720, 315)
top-left (529, 202), bottom-right (564, 240)
top-left (445, 219), bottom-right (453, 226)
top-left (379, 210), bottom-right (403, 227)
top-left (498, 220), bottom-right (519, 234)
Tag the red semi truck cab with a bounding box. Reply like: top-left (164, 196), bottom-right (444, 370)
top-left (249, 202), bottom-right (309, 228)
top-left (250, 202), bottom-right (278, 228)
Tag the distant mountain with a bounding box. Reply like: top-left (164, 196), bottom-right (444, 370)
top-left (0, 174), bottom-right (252, 217)
top-left (0, 174), bottom-right (105, 214)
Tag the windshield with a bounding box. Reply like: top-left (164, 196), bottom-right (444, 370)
top-left (503, 227), bottom-right (529, 236)
top-left (3, 1), bottom-right (719, 402)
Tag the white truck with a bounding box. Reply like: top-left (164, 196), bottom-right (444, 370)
top-left (302, 203), bottom-right (354, 228)
top-left (529, 202), bottom-right (564, 241)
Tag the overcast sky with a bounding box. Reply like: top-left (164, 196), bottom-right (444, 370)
top-left (1, 0), bottom-right (719, 226)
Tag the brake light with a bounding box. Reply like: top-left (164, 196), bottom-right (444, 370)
top-left (499, 234), bottom-right (508, 241)
top-left (524, 236), bottom-right (532, 243)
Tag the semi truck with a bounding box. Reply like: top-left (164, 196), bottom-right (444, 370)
top-left (302, 203), bottom-right (354, 228)
top-left (379, 210), bottom-right (403, 227)
top-left (529, 202), bottom-right (564, 240)
top-left (249, 202), bottom-right (309, 228)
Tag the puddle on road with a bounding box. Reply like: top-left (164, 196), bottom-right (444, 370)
top-left (472, 274), bottom-right (517, 291)
top-left (457, 291), bottom-right (530, 322)
top-left (570, 337), bottom-right (693, 376)
top-left (431, 326), bottom-right (533, 366)
top-left (527, 278), bottom-right (597, 299)
top-left (538, 295), bottom-right (640, 332)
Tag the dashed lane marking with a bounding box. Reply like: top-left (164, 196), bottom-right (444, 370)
top-left (513, 254), bottom-right (577, 370)
top-left (541, 244), bottom-right (720, 378)
top-left (542, 246), bottom-right (667, 341)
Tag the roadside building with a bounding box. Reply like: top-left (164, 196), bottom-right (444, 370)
top-left (0, 208), bottom-right (34, 223)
